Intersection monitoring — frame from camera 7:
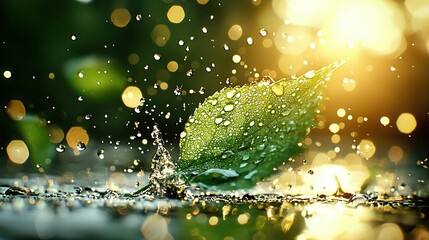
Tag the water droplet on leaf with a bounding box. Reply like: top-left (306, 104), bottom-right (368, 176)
top-left (304, 70), bottom-right (315, 79)
top-left (224, 104), bottom-right (234, 112)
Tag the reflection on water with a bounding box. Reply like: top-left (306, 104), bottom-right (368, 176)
top-left (0, 181), bottom-right (428, 240)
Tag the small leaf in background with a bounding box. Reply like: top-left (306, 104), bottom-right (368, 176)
top-left (18, 116), bottom-right (56, 168)
top-left (178, 61), bottom-right (344, 190)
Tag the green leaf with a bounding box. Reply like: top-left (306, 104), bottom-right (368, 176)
top-left (178, 61), bottom-right (344, 190)
top-left (18, 115), bottom-right (56, 167)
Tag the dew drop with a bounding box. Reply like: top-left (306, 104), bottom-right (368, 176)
top-left (271, 84), bottom-right (284, 96)
top-left (180, 131), bottom-right (187, 138)
top-left (304, 70), bottom-right (315, 79)
top-left (56, 144), bottom-right (66, 153)
top-left (215, 117), bottom-right (223, 124)
top-left (242, 154), bottom-right (250, 161)
top-left (223, 120), bottom-right (231, 126)
top-left (224, 104), bottom-right (234, 112)
top-left (249, 121), bottom-right (255, 127)
top-left (226, 90), bottom-right (235, 99)
top-left (260, 76), bottom-right (274, 85)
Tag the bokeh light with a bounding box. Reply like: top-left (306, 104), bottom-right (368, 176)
top-left (128, 53), bottom-right (139, 65)
top-left (197, 0), bottom-right (209, 5)
top-left (380, 116), bottom-right (390, 126)
top-left (48, 125), bottom-right (65, 144)
top-left (388, 145), bottom-right (404, 163)
top-left (122, 86), bottom-right (143, 108)
top-left (405, 0), bottom-right (429, 20)
top-left (336, 108), bottom-right (346, 118)
top-left (151, 24), bottom-right (171, 47)
top-left (6, 99), bottom-right (26, 121)
top-left (376, 223), bottom-right (404, 240)
top-left (228, 24), bottom-right (243, 40)
top-left (3, 70), bottom-right (12, 79)
top-left (328, 123), bottom-right (340, 134)
top-left (6, 140), bottom-right (30, 164)
top-left (66, 126), bottom-right (89, 152)
top-left (396, 113), bottom-right (417, 134)
top-left (167, 61), bottom-right (179, 72)
top-left (110, 8), bottom-right (131, 28)
top-left (167, 5), bottom-right (185, 24)
top-left (357, 139), bottom-right (376, 159)
top-left (342, 78), bottom-right (356, 92)
top-left (141, 214), bottom-right (172, 240)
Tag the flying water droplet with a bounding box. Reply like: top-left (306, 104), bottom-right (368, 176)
top-left (186, 69), bottom-right (194, 77)
top-left (153, 54), bottom-right (161, 60)
top-left (77, 141), bottom-right (86, 151)
top-left (260, 28), bottom-right (268, 37)
top-left (198, 87), bottom-right (206, 95)
top-left (174, 85), bottom-right (183, 96)
top-left (97, 149), bottom-right (105, 159)
top-left (56, 144), bottom-right (66, 153)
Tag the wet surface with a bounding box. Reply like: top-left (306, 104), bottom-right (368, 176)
top-left (1, 181), bottom-right (428, 240)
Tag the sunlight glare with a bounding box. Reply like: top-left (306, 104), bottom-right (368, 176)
top-left (323, 0), bottom-right (406, 56)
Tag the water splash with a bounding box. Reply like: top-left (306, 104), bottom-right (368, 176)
top-left (140, 125), bottom-right (186, 198)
